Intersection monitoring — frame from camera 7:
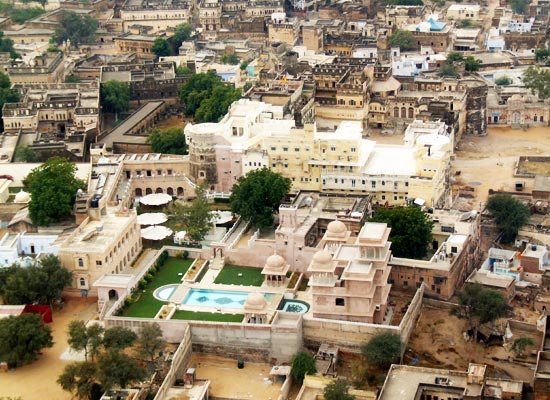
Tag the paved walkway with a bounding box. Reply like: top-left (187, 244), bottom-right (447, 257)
top-left (122, 248), bottom-right (158, 275)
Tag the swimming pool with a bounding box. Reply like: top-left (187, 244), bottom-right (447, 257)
top-left (279, 299), bottom-right (310, 313)
top-left (182, 289), bottom-right (273, 309)
top-left (154, 284), bottom-right (179, 301)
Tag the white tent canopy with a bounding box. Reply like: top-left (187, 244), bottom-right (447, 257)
top-left (139, 193), bottom-right (173, 206)
top-left (211, 210), bottom-right (233, 225)
top-left (137, 212), bottom-right (168, 226)
top-left (141, 226), bottom-right (173, 240)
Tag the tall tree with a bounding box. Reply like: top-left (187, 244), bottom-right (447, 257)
top-left (388, 29), bottom-right (416, 51)
top-left (57, 361), bottom-right (97, 400)
top-left (135, 323), bottom-right (166, 363)
top-left (97, 351), bottom-right (145, 391)
top-left (291, 351), bottom-right (316, 383)
top-left (15, 145), bottom-right (39, 162)
top-left (464, 56), bottom-right (482, 72)
top-left (102, 326), bottom-right (137, 351)
top-left (23, 156), bottom-right (85, 226)
top-left (535, 48), bottom-right (550, 63)
top-left (67, 320), bottom-right (105, 362)
top-left (230, 167), bottom-right (291, 228)
top-left (151, 38), bottom-right (171, 57)
top-left (0, 314), bottom-right (53, 367)
top-left (181, 186), bottom-right (214, 241)
top-left (370, 206), bottom-right (433, 259)
top-left (39, 254), bottom-right (73, 305)
top-left (323, 379), bottom-right (356, 400)
top-left (0, 32), bottom-right (20, 58)
top-left (486, 194), bottom-right (530, 243)
top-left (101, 80), bottom-right (130, 121)
top-left (53, 11), bottom-right (98, 47)
top-left (361, 333), bottom-right (402, 369)
top-left (0, 71), bottom-right (20, 131)
top-left (170, 23), bottom-right (193, 49)
top-left (147, 127), bottom-right (187, 155)
top-left (522, 66), bottom-right (550, 100)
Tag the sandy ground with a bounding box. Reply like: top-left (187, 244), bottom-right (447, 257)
top-left (189, 353), bottom-right (283, 399)
top-left (0, 298), bottom-right (98, 400)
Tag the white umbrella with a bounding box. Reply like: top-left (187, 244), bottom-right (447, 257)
top-left (139, 193), bottom-right (173, 206)
top-left (137, 212), bottom-right (168, 226)
top-left (210, 210), bottom-right (233, 225)
top-left (141, 226), bottom-right (173, 241)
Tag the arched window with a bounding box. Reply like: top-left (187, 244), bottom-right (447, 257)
top-left (401, 107), bottom-right (406, 118)
top-left (408, 107), bottom-right (414, 119)
top-left (349, 99), bottom-right (356, 106)
top-left (78, 258), bottom-right (84, 268)
top-left (79, 277), bottom-right (86, 287)
top-left (393, 107), bottom-right (399, 117)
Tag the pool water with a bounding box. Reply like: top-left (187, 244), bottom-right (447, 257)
top-left (183, 289), bottom-right (273, 309)
top-left (280, 300), bottom-right (310, 313)
top-left (154, 284), bottom-right (179, 301)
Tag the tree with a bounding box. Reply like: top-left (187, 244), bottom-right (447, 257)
top-left (37, 254), bottom-right (73, 305)
top-left (170, 23), bottom-right (193, 48)
top-left (456, 19), bottom-right (479, 28)
top-left (452, 283), bottom-right (509, 340)
top-left (101, 80), bottom-right (130, 120)
top-left (176, 65), bottom-right (192, 76)
top-left (67, 320), bottom-right (105, 362)
top-left (535, 48), bottom-right (550, 63)
top-left (230, 167), bottom-right (291, 228)
top-left (180, 71), bottom-right (241, 122)
top-left (10, 6), bottom-right (44, 24)
top-left (57, 361), bottom-right (97, 400)
top-left (97, 351), bottom-right (145, 391)
top-left (522, 66), bottom-right (550, 100)
top-left (151, 38), bottom-right (171, 57)
top-left (388, 29), bottom-right (416, 51)
top-left (221, 53), bottom-right (239, 65)
top-left (486, 194), bottom-right (530, 243)
top-left (23, 156), bottom-right (85, 226)
top-left (370, 206), bottom-right (433, 259)
top-left (438, 63), bottom-right (459, 77)
top-left (15, 145), bottom-right (39, 162)
top-left (446, 52), bottom-right (464, 63)
top-left (0, 32), bottom-right (19, 59)
top-left (240, 60), bottom-right (249, 71)
top-left (135, 323), bottom-right (166, 363)
top-left (0, 71), bottom-right (20, 131)
top-left (181, 186), bottom-right (214, 241)
top-left (291, 351), bottom-right (316, 383)
top-left (0, 314), bottom-right (53, 367)
top-left (323, 379), bottom-right (356, 400)
top-left (361, 333), bottom-right (401, 369)
top-left (495, 76), bottom-right (512, 86)
top-left (102, 326), bottom-right (137, 351)
top-left (464, 56), bottom-right (482, 72)
top-left (510, 337), bottom-right (534, 357)
top-left (147, 127), bottom-right (187, 155)
top-left (65, 74), bottom-right (82, 83)
top-left (53, 11), bottom-right (98, 47)
top-left (509, 0), bottom-right (526, 13)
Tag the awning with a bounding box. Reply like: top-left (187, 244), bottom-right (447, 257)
top-left (139, 193), bottom-right (173, 206)
top-left (141, 225), bottom-right (173, 240)
top-left (137, 212), bottom-right (168, 226)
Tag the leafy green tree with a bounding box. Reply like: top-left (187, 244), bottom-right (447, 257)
top-left (510, 337), bottom-right (534, 357)
top-left (221, 53), bottom-right (239, 65)
top-left (386, 0), bottom-right (423, 4)
top-left (464, 56), bottom-right (482, 72)
top-left (10, 6), bottom-right (44, 24)
top-left (452, 283), bottom-right (509, 340)
top-left (102, 326), bottom-right (137, 351)
top-left (57, 361), bottom-right (97, 400)
top-left (439, 63), bottom-right (459, 77)
top-left (0, 313), bottom-right (53, 367)
top-left (291, 351), bottom-right (316, 383)
top-left (176, 65), bottom-right (192, 76)
top-left (181, 186), bottom-right (214, 241)
top-left (170, 23), bottom-right (193, 48)
top-left (67, 320), bottom-right (105, 362)
top-left (23, 156), bottom-right (85, 225)
top-left (446, 52), bottom-right (463, 63)
top-left (0, 71), bottom-right (20, 130)
top-left (151, 38), bottom-right (171, 57)
top-left (324, 379), bottom-right (355, 400)
top-left (389, 29), bottom-right (416, 51)
top-left (495, 76), bottom-right (512, 86)
top-left (53, 11), bottom-right (98, 47)
top-left (522, 66), bottom-right (550, 100)
top-left (486, 193), bottom-right (530, 243)
top-left (535, 48), bottom-right (550, 63)
top-left (361, 333), bottom-right (401, 369)
top-left (15, 145), bottom-right (39, 162)
top-left (240, 60), bottom-right (249, 71)
top-left (38, 254), bottom-right (74, 305)
top-left (230, 167), bottom-right (291, 228)
top-left (0, 32), bottom-right (19, 58)
top-left (370, 206), bottom-right (433, 259)
top-left (97, 351), bottom-right (145, 391)
top-left (47, 45), bottom-right (63, 53)
top-left (65, 74), bottom-right (81, 83)
top-left (509, 0), bottom-right (526, 13)
top-left (101, 80), bottom-right (130, 120)
top-left (147, 127), bottom-right (187, 155)
top-left (456, 19), bottom-right (479, 28)
top-left (135, 323), bottom-right (166, 363)
top-left (180, 71), bottom-right (241, 122)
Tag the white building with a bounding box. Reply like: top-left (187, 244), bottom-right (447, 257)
top-left (499, 17), bottom-right (534, 33)
top-left (0, 232), bottom-right (59, 267)
top-left (486, 28), bottom-right (506, 51)
top-left (446, 4), bottom-right (481, 20)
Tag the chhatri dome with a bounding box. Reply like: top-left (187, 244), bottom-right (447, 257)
top-left (326, 220), bottom-right (347, 238)
top-left (265, 254), bottom-right (286, 271)
top-left (14, 190), bottom-right (30, 204)
top-left (243, 292), bottom-right (268, 313)
top-left (312, 250), bottom-right (333, 265)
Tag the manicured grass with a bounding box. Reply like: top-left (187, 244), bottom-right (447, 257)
top-left (123, 257), bottom-right (193, 318)
top-left (214, 264), bottom-right (264, 287)
top-left (172, 310), bottom-right (244, 323)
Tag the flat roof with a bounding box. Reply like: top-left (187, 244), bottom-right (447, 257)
top-left (362, 145), bottom-right (416, 176)
top-left (94, 274), bottom-right (134, 287)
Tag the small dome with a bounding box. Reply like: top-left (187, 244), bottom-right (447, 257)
top-left (326, 220), bottom-right (347, 237)
top-left (244, 292), bottom-right (267, 311)
top-left (14, 190), bottom-right (30, 204)
top-left (265, 254), bottom-right (286, 270)
top-left (312, 250), bottom-right (333, 265)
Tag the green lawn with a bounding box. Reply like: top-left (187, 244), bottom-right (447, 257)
top-left (172, 310), bottom-right (244, 322)
top-left (123, 257), bottom-right (193, 318)
top-left (214, 265), bottom-right (264, 287)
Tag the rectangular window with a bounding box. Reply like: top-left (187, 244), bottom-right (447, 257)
top-left (351, 147), bottom-right (356, 152)
top-left (371, 181), bottom-right (376, 188)
top-left (270, 146), bottom-right (276, 151)
top-left (335, 298), bottom-right (345, 306)
top-left (330, 146), bottom-right (336, 151)
top-left (272, 163), bottom-right (276, 168)
top-left (283, 147), bottom-right (288, 152)
top-left (294, 147), bottom-right (300, 152)
top-left (157, 170), bottom-right (162, 176)
top-left (146, 170), bottom-right (152, 177)
top-left (167, 169), bottom-right (173, 175)
top-left (96, 260), bottom-right (102, 267)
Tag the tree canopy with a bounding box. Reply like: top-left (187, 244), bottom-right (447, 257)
top-left (57, 361), bottom-right (97, 400)
top-left (147, 127), bottom-right (187, 155)
top-left (180, 71), bottom-right (241, 122)
top-left (438, 63), bottom-right (459, 78)
top-left (221, 53), bottom-right (239, 65)
top-left (151, 38), bottom-right (171, 57)
top-left (170, 23), bottom-right (193, 48)
top-left (0, 255), bottom-right (73, 305)
top-left (509, 0), bottom-right (526, 13)
top-left (101, 80), bottom-right (130, 120)
top-left (456, 19), bottom-right (480, 29)
top-left (97, 351), bottom-right (145, 391)
top-left (522, 66), bottom-right (550, 100)
top-left (134, 323), bottom-right (166, 363)
top-left (53, 11), bottom-right (98, 47)
top-left (176, 65), bottom-right (192, 76)
top-left (369, 206), bottom-right (433, 259)
top-left (0, 313), bottom-right (53, 367)
top-left (67, 320), bottom-right (105, 362)
top-left (0, 71), bottom-right (19, 131)
top-left (464, 56), bottom-right (482, 72)
top-left (361, 332), bottom-right (401, 369)
top-left (0, 32), bottom-right (19, 59)
top-left (180, 186), bottom-right (214, 241)
top-left (323, 379), bottom-right (356, 400)
top-left (230, 167), bottom-right (291, 228)
top-left (24, 156), bottom-right (85, 226)
top-left (388, 29), bottom-right (416, 51)
top-left (102, 326), bottom-right (137, 351)
top-left (495, 76), bottom-right (512, 86)
top-left (486, 193), bottom-right (530, 243)
top-left (510, 337), bottom-right (534, 357)
top-left (535, 48), bottom-right (550, 63)
top-left (291, 351), bottom-right (316, 383)
top-left (15, 144), bottom-right (38, 162)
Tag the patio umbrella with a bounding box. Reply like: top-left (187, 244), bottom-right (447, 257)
top-left (137, 212), bottom-right (168, 226)
top-left (141, 226), bottom-right (173, 241)
top-left (139, 193), bottom-right (173, 206)
top-left (210, 210), bottom-right (233, 225)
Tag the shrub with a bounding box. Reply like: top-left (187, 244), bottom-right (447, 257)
top-left (144, 273), bottom-right (154, 283)
top-left (182, 250), bottom-right (189, 259)
top-left (138, 279), bottom-right (147, 290)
